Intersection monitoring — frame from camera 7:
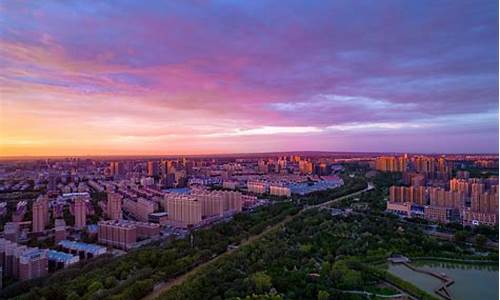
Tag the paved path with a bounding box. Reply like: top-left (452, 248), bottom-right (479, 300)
top-left (142, 184), bottom-right (374, 300)
top-left (332, 288), bottom-right (405, 298)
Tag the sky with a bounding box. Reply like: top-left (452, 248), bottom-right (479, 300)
top-left (0, 0), bottom-right (498, 156)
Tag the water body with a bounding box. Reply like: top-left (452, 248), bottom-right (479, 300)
top-left (388, 261), bottom-right (498, 300)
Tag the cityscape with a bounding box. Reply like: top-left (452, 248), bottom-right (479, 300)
top-left (0, 153), bottom-right (497, 299)
top-left (0, 1), bottom-right (499, 300)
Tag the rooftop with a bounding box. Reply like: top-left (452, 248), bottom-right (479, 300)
top-left (58, 240), bottom-right (107, 255)
top-left (47, 250), bottom-right (79, 263)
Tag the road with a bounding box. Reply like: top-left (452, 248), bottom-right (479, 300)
top-left (312, 182), bottom-right (374, 209)
top-left (142, 183), bottom-right (374, 300)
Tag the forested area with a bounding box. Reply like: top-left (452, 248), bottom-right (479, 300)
top-left (159, 208), bottom-right (496, 300)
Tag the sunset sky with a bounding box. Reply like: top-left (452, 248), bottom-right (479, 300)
top-left (0, 1), bottom-right (498, 156)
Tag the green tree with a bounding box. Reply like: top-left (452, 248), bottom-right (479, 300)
top-left (87, 281), bottom-right (103, 294)
top-left (66, 291), bottom-right (80, 300)
top-left (475, 234), bottom-right (488, 249)
top-left (320, 261), bottom-right (331, 278)
top-left (341, 269), bottom-right (362, 289)
top-left (317, 290), bottom-right (330, 300)
top-left (252, 272), bottom-right (273, 293)
top-left (454, 230), bottom-right (468, 243)
top-left (104, 276), bottom-right (118, 288)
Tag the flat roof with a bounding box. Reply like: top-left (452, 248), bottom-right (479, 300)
top-left (20, 248), bottom-right (46, 260)
top-left (47, 250), bottom-right (79, 263)
top-left (164, 187), bottom-right (191, 194)
top-left (58, 240), bottom-right (106, 254)
top-left (149, 212), bottom-right (168, 217)
top-left (62, 192), bottom-right (90, 197)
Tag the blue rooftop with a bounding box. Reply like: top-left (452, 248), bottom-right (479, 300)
top-left (21, 248), bottom-right (45, 260)
top-left (47, 250), bottom-right (79, 263)
top-left (58, 240), bottom-right (106, 255)
top-left (164, 187), bottom-right (191, 194)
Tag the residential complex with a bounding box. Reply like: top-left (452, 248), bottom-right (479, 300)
top-left (384, 155), bottom-right (499, 226)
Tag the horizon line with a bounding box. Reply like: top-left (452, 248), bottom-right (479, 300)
top-left (0, 150), bottom-right (498, 160)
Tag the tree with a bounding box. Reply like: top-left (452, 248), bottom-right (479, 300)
top-left (66, 291), bottom-right (80, 300)
top-left (252, 272), bottom-right (273, 293)
top-left (454, 230), bottom-right (468, 243)
top-left (320, 261), bottom-right (331, 278)
top-left (87, 281), bottom-right (103, 294)
top-left (341, 270), bottom-right (362, 289)
top-left (125, 279), bottom-right (154, 299)
top-left (317, 290), bottom-right (330, 300)
top-left (475, 234), bottom-right (488, 249)
top-left (104, 276), bottom-right (118, 288)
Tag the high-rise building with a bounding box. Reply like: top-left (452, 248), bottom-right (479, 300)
top-left (437, 156), bottom-right (451, 179)
top-left (73, 197), bottom-right (86, 229)
top-left (174, 170), bottom-right (187, 187)
top-left (471, 190), bottom-right (498, 214)
top-left (220, 190), bottom-right (242, 212)
top-left (47, 171), bottom-right (57, 192)
top-left (19, 248), bottom-right (48, 281)
top-left (195, 191), bottom-right (223, 217)
top-left (166, 195), bottom-right (202, 226)
top-left (471, 183), bottom-right (485, 198)
top-left (277, 159), bottom-right (287, 172)
top-left (298, 160), bottom-right (314, 174)
top-left (109, 162), bottom-right (125, 179)
top-left (258, 160), bottom-right (269, 173)
top-left (450, 179), bottom-right (470, 195)
top-left (161, 160), bottom-right (174, 177)
top-left (375, 156), bottom-right (407, 172)
top-left (135, 198), bottom-right (156, 222)
top-left (98, 220), bottom-right (137, 250)
top-left (106, 192), bottom-right (122, 220)
top-left (54, 219), bottom-right (67, 242)
top-left (32, 197), bottom-right (48, 233)
top-left (0, 239), bottom-right (48, 281)
top-left (147, 161), bottom-right (159, 177)
top-left (414, 156), bottom-right (436, 176)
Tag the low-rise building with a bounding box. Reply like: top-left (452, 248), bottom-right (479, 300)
top-left (57, 240), bottom-right (107, 259)
top-left (247, 181), bottom-right (267, 194)
top-left (386, 202), bottom-right (412, 217)
top-left (97, 220), bottom-right (160, 250)
top-left (269, 185), bottom-right (291, 197)
top-left (461, 209), bottom-right (498, 227)
top-left (148, 212), bottom-right (169, 225)
top-left (47, 250), bottom-right (79, 271)
top-left (424, 206), bottom-right (460, 224)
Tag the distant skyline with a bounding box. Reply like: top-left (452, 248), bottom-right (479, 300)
top-left (0, 1), bottom-right (498, 156)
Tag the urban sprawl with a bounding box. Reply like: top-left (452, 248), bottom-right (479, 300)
top-left (0, 153), bottom-right (497, 288)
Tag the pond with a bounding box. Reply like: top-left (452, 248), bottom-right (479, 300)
top-left (388, 261), bottom-right (498, 300)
